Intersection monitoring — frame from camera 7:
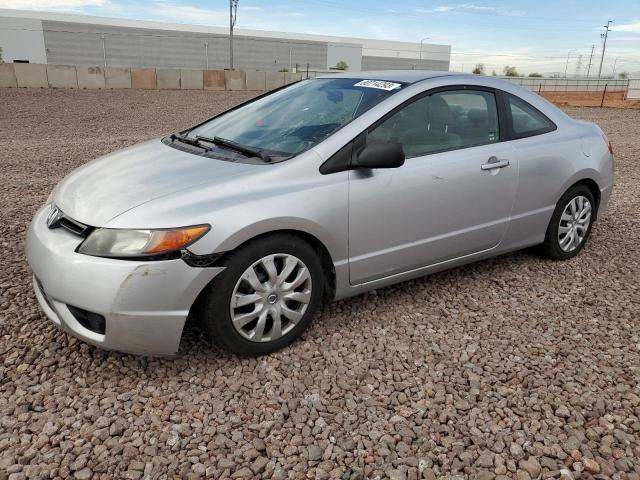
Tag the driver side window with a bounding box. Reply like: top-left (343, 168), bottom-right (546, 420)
top-left (368, 89), bottom-right (500, 158)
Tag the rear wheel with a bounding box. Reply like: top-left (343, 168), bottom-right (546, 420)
top-left (540, 184), bottom-right (595, 260)
top-left (196, 234), bottom-right (324, 356)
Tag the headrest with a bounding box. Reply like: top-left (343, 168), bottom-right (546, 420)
top-left (426, 95), bottom-right (454, 125)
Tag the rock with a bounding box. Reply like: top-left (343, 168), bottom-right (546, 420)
top-left (218, 458), bottom-right (235, 469)
top-left (251, 457), bottom-right (269, 474)
top-left (559, 469), bottom-right (574, 480)
top-left (582, 458), bottom-right (599, 474)
top-left (510, 443), bottom-right (525, 460)
top-left (231, 467), bottom-right (253, 479)
top-left (518, 457), bottom-right (541, 478)
top-left (389, 469), bottom-right (406, 480)
top-left (74, 468), bottom-right (92, 480)
top-left (308, 445), bottom-right (323, 461)
top-left (555, 405), bottom-right (571, 418)
top-left (109, 421), bottom-right (125, 436)
top-left (476, 451), bottom-right (495, 468)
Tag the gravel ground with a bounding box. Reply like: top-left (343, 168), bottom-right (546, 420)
top-left (1, 88), bottom-right (639, 480)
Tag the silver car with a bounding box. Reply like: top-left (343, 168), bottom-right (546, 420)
top-left (26, 71), bottom-right (614, 356)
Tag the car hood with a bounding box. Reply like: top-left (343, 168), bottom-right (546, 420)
top-left (54, 139), bottom-right (261, 226)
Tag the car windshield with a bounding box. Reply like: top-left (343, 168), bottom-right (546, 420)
top-left (186, 78), bottom-right (405, 158)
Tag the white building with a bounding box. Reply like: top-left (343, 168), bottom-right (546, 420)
top-left (0, 9), bottom-right (451, 72)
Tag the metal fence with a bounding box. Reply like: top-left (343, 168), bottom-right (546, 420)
top-left (501, 76), bottom-right (629, 92)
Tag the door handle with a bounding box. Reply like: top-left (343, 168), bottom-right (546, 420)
top-left (481, 156), bottom-right (510, 171)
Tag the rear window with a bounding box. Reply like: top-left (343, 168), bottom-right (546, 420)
top-left (506, 93), bottom-right (556, 138)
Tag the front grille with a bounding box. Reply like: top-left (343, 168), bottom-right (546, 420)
top-left (58, 216), bottom-right (90, 236)
top-left (47, 206), bottom-right (92, 237)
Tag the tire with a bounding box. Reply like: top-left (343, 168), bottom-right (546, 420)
top-left (196, 233), bottom-right (324, 356)
top-left (540, 184), bottom-right (596, 260)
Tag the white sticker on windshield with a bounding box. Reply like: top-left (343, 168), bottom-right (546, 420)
top-left (353, 80), bottom-right (402, 91)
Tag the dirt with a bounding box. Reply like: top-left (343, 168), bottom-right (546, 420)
top-left (1, 88), bottom-right (639, 479)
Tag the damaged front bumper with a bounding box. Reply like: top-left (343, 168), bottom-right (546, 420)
top-left (26, 206), bottom-right (223, 356)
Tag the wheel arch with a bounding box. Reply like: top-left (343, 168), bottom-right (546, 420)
top-left (202, 228), bottom-right (337, 298)
top-left (566, 177), bottom-right (601, 220)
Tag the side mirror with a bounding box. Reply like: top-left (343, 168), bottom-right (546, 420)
top-left (354, 142), bottom-right (405, 169)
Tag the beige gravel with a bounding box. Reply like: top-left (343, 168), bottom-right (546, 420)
top-left (1, 88), bottom-right (639, 480)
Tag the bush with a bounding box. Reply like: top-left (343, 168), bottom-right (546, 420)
top-left (503, 65), bottom-right (520, 77)
top-left (472, 63), bottom-right (485, 75)
top-left (335, 60), bottom-right (348, 71)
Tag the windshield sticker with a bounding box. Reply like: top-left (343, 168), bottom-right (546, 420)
top-left (353, 80), bottom-right (402, 91)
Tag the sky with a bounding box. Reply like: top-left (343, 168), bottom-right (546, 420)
top-left (1, 0), bottom-right (639, 75)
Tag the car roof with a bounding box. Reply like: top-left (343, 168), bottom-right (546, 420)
top-left (316, 70), bottom-right (458, 84)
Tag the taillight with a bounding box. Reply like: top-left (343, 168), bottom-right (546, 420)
top-left (602, 134), bottom-right (614, 155)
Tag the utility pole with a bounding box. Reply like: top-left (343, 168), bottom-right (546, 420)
top-left (100, 34), bottom-right (107, 68)
top-left (229, 0), bottom-right (239, 69)
top-left (564, 50), bottom-right (574, 78)
top-left (419, 37), bottom-right (430, 69)
top-left (612, 57), bottom-right (620, 77)
top-left (586, 44), bottom-right (595, 77)
top-left (597, 20), bottom-right (612, 78)
top-left (575, 54), bottom-right (583, 77)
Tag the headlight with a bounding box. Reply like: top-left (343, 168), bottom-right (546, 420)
top-left (77, 225), bottom-right (210, 258)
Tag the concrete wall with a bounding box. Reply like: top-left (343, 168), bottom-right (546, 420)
top-left (14, 63), bottom-right (48, 88)
top-left (180, 69), bottom-right (203, 89)
top-left (2, 64), bottom-right (304, 92)
top-left (157, 69), bottom-right (180, 89)
top-left (246, 70), bottom-right (266, 91)
top-left (203, 70), bottom-right (225, 90)
top-left (77, 66), bottom-right (105, 89)
top-left (105, 67), bottom-right (131, 88)
top-left (131, 68), bottom-right (157, 89)
top-left (47, 64), bottom-right (78, 88)
top-left (0, 63), bottom-right (18, 87)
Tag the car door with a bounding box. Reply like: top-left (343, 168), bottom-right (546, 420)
top-left (348, 87), bottom-right (518, 285)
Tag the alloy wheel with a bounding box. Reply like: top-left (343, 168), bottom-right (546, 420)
top-left (558, 195), bottom-right (592, 252)
top-left (230, 253), bottom-right (312, 342)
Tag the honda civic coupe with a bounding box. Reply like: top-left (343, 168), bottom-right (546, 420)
top-left (26, 71), bottom-right (614, 356)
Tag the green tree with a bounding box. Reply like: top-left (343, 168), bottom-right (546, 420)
top-left (491, 70), bottom-right (497, 76)
top-left (472, 63), bottom-right (485, 75)
top-left (618, 72), bottom-right (629, 79)
top-left (528, 72), bottom-right (543, 77)
top-left (503, 65), bottom-right (520, 77)
top-left (0, 46), bottom-right (3, 63)
top-left (335, 60), bottom-right (348, 71)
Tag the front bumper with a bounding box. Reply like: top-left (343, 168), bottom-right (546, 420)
top-left (26, 206), bottom-right (223, 356)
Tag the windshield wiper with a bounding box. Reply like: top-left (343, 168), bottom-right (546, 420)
top-left (197, 135), bottom-right (272, 163)
top-left (170, 133), bottom-right (209, 150)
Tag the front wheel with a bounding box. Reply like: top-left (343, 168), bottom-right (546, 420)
top-left (540, 184), bottom-right (595, 260)
top-left (196, 234), bottom-right (324, 356)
